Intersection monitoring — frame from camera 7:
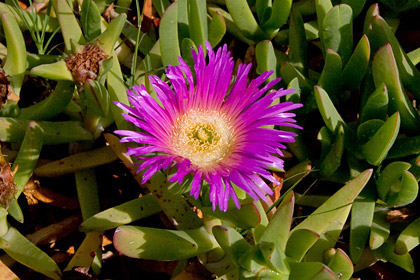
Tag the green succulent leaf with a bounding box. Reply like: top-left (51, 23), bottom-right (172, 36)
top-left (18, 81), bottom-right (75, 120)
top-left (339, 35), bottom-right (370, 90)
top-left (285, 229), bottom-right (320, 262)
top-left (321, 4), bottom-right (353, 64)
top-left (289, 262), bottom-right (336, 280)
top-left (0, 118), bottom-right (93, 144)
top-left (361, 112), bottom-right (400, 166)
top-left (343, 0), bottom-right (367, 18)
top-left (281, 62), bottom-right (313, 93)
top-left (261, 0), bottom-right (293, 37)
top-left (292, 170), bottom-right (372, 260)
top-left (188, 0), bottom-right (207, 52)
top-left (80, 0), bottom-right (101, 42)
top-left (51, 0), bottom-right (86, 52)
top-left (213, 225), bottom-right (252, 263)
top-left (319, 125), bottom-right (345, 178)
top-left (208, 4), bottom-right (255, 45)
top-left (349, 184), bottom-right (375, 263)
top-left (388, 135), bottom-right (420, 158)
top-left (2, 12), bottom-right (26, 96)
top-left (225, 0), bottom-right (266, 40)
top-left (258, 192), bottom-right (294, 251)
top-left (259, 242), bottom-right (290, 277)
top-left (318, 49), bottom-right (342, 100)
top-left (30, 60), bottom-right (74, 81)
top-left (288, 8), bottom-right (308, 75)
top-left (114, 226), bottom-right (216, 260)
top-left (202, 202), bottom-right (261, 229)
top-left (372, 43), bottom-right (420, 133)
top-left (0, 227), bottom-right (61, 279)
top-left (395, 216), bottom-right (420, 255)
top-left (372, 242), bottom-right (414, 273)
top-left (80, 194), bottom-right (161, 232)
top-left (160, 2), bottom-right (181, 66)
top-left (95, 13), bottom-right (127, 55)
top-left (360, 83), bottom-right (388, 123)
top-left (323, 248), bottom-right (353, 280)
top-left (255, 40), bottom-right (278, 82)
top-left (208, 11), bottom-right (226, 47)
top-left (369, 207), bottom-right (390, 250)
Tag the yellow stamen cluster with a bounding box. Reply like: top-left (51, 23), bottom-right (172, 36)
top-left (172, 110), bottom-right (233, 168)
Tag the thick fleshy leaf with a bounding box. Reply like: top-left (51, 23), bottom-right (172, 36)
top-left (360, 83), bottom-right (388, 122)
top-left (369, 207), bottom-right (390, 250)
top-left (285, 229), bottom-right (320, 262)
top-left (107, 54), bottom-right (132, 130)
top-left (208, 11), bottom-right (226, 47)
top-left (395, 216), bottom-right (420, 255)
top-left (34, 146), bottom-right (117, 177)
top-left (288, 8), bottom-right (308, 75)
top-left (18, 81), bottom-right (75, 120)
top-left (259, 242), bottom-right (290, 277)
top-left (261, 0), bottom-right (292, 37)
top-left (255, 40), bottom-right (277, 82)
top-left (291, 170), bottom-right (372, 259)
top-left (225, 0), bottom-right (266, 40)
top-left (202, 202), bottom-right (261, 229)
top-left (0, 227), bottom-right (61, 279)
top-left (51, 0), bottom-right (86, 52)
top-left (80, 195), bottom-right (161, 232)
top-left (314, 86), bottom-right (345, 133)
top-left (30, 60), bottom-right (74, 81)
top-left (95, 13), bottom-right (127, 55)
top-left (321, 4), bottom-right (353, 64)
top-left (159, 2), bottom-right (181, 66)
top-left (289, 262), bottom-right (336, 280)
top-left (281, 62), bottom-right (313, 93)
top-left (2, 12), bottom-right (26, 96)
top-left (11, 122), bottom-right (43, 198)
top-left (372, 44), bottom-right (420, 133)
top-left (188, 0), bottom-right (207, 52)
top-left (370, 15), bottom-right (420, 101)
top-left (80, 0), bottom-right (101, 41)
top-left (376, 161), bottom-right (410, 201)
top-left (315, 0), bottom-right (333, 54)
top-left (0, 208), bottom-right (8, 237)
top-left (207, 4), bottom-right (255, 45)
top-left (283, 160), bottom-right (312, 189)
top-left (258, 192), bottom-right (294, 251)
top-left (84, 79), bottom-right (110, 117)
top-left (114, 226), bottom-right (216, 260)
top-left (64, 231), bottom-right (101, 271)
top-left (319, 125), bottom-right (344, 177)
top-left (372, 242), bottom-right (414, 273)
top-left (388, 135), bottom-right (420, 158)
top-left (318, 49), bottom-right (342, 96)
top-left (362, 3), bottom-right (379, 36)
top-left (213, 225), bottom-right (252, 262)
top-left (324, 248), bottom-right (353, 280)
top-left (343, 0), bottom-right (366, 17)
top-left (349, 183), bottom-right (376, 263)
top-left (357, 119), bottom-right (384, 143)
top-left (339, 35), bottom-right (370, 90)
top-left (0, 2), bottom-right (59, 33)
top-left (362, 112), bottom-right (400, 166)
top-left (0, 118), bottom-right (93, 144)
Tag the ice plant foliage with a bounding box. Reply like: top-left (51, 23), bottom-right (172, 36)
top-left (115, 42), bottom-right (302, 211)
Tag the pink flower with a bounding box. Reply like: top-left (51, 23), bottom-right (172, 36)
top-left (115, 42), bottom-right (302, 211)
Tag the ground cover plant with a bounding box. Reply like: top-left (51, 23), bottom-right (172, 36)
top-left (0, 0), bottom-right (420, 279)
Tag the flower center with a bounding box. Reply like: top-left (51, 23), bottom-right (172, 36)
top-left (172, 110), bottom-right (233, 167)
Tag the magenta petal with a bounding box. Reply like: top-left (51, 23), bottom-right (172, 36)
top-left (115, 41), bottom-right (301, 211)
